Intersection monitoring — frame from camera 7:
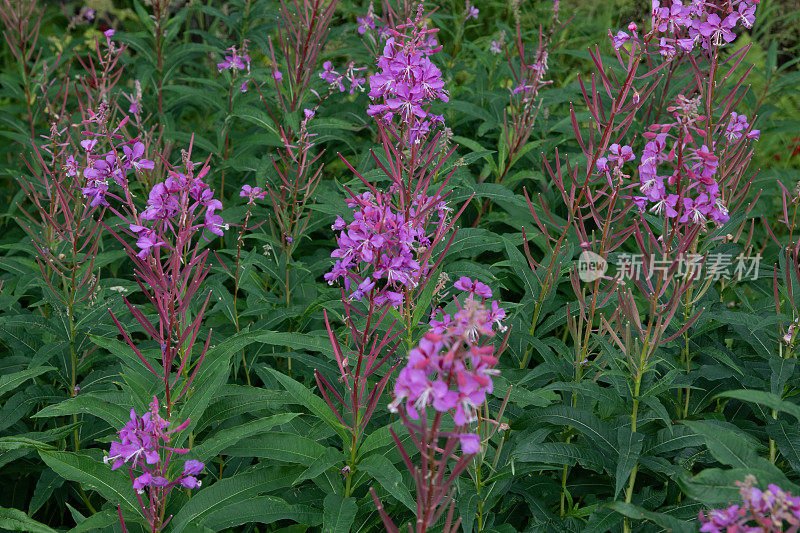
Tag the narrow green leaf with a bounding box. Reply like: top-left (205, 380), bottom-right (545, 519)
top-left (33, 394), bottom-right (129, 429)
top-left (38, 451), bottom-right (141, 516)
top-left (614, 428), bottom-right (644, 498)
top-left (203, 496), bottom-right (323, 530)
top-left (0, 367), bottom-right (54, 398)
top-left (171, 465), bottom-right (304, 533)
top-left (767, 421), bottom-right (800, 475)
top-left (716, 389), bottom-right (800, 421)
top-left (188, 413), bottom-right (299, 463)
top-left (607, 502), bottom-right (693, 533)
top-left (357, 454), bottom-right (415, 512)
top-left (261, 366), bottom-right (348, 441)
top-left (0, 506), bottom-right (57, 533)
top-left (224, 432), bottom-right (326, 466)
top-left (322, 494), bottom-right (358, 533)
top-left (294, 448), bottom-right (341, 485)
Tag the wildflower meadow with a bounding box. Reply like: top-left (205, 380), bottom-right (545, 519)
top-left (3, 0), bottom-right (800, 531)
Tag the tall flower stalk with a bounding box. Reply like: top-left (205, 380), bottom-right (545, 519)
top-left (539, 0), bottom-right (763, 528)
top-left (374, 282), bottom-right (507, 532)
top-left (319, 8), bottom-right (472, 500)
top-left (94, 131), bottom-right (226, 417)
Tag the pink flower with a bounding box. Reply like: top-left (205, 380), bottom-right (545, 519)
top-left (130, 225), bottom-right (166, 259)
top-left (465, 0), bottom-right (479, 20)
top-left (454, 277), bottom-right (492, 298)
top-left (122, 142), bottom-right (155, 173)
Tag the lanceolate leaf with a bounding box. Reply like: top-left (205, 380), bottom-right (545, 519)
top-left (187, 413), bottom-right (300, 462)
top-left (0, 506), bottom-right (57, 533)
top-left (170, 466), bottom-right (305, 533)
top-left (38, 451), bottom-right (142, 517)
top-left (322, 494), bottom-right (358, 533)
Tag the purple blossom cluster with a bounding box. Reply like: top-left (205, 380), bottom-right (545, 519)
top-left (319, 60), bottom-right (367, 94)
top-left (430, 277), bottom-right (507, 337)
top-left (389, 280), bottom-right (505, 454)
top-left (217, 43), bottom-right (251, 92)
top-left (366, 11), bottom-right (448, 143)
top-left (75, 124), bottom-right (227, 259)
top-left (613, 0), bottom-right (758, 54)
top-left (104, 397), bottom-right (204, 494)
top-left (699, 476), bottom-right (800, 532)
top-left (596, 92), bottom-right (759, 227)
top-left (130, 167), bottom-right (226, 256)
top-left (324, 190), bottom-right (450, 308)
top-left (216, 44), bottom-right (251, 72)
top-left (355, 2), bottom-right (390, 39)
top-left (79, 139), bottom-right (155, 208)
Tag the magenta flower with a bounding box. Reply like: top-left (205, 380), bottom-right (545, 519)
top-left (725, 112), bottom-right (751, 141)
top-left (81, 171), bottom-right (109, 207)
top-left (80, 139), bottom-right (97, 152)
top-left (64, 155), bottom-right (79, 177)
top-left (122, 142), bottom-right (155, 173)
top-left (696, 13), bottom-right (738, 46)
top-left (458, 433), bottom-right (480, 453)
top-left (454, 277), bottom-right (492, 298)
top-left (180, 476), bottom-right (202, 489)
top-left (320, 61), bottom-right (345, 91)
top-left (217, 45), bottom-right (250, 72)
top-left (357, 14), bottom-right (375, 34)
top-left (204, 200), bottom-right (227, 237)
top-left (240, 184), bottom-right (266, 204)
top-left (465, 0), bottom-right (479, 20)
top-left (140, 182), bottom-right (180, 221)
top-left (390, 292), bottom-right (503, 453)
top-left (738, 1), bottom-right (757, 28)
top-left (612, 30), bottom-right (632, 49)
top-left (181, 459), bottom-right (205, 488)
top-left (130, 225), bottom-right (166, 259)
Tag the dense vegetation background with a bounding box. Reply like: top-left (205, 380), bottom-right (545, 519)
top-left (3, 0), bottom-right (800, 531)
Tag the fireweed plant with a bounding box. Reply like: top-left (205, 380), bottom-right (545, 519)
top-left (4, 0), bottom-right (800, 532)
top-left (525, 0), bottom-right (770, 529)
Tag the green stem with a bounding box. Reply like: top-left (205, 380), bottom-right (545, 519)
top-left (623, 344), bottom-right (646, 533)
